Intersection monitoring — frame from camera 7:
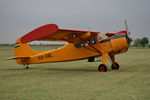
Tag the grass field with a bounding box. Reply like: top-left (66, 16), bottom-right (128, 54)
top-left (0, 46), bottom-right (150, 100)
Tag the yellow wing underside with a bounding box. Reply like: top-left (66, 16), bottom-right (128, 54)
top-left (38, 29), bottom-right (98, 43)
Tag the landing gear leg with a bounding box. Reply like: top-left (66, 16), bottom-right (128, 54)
top-left (109, 54), bottom-right (120, 70)
top-left (24, 64), bottom-right (29, 69)
top-left (98, 53), bottom-right (108, 72)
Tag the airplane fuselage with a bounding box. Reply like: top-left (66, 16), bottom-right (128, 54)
top-left (15, 35), bottom-right (128, 65)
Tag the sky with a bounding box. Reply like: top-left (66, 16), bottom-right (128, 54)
top-left (0, 0), bottom-right (150, 44)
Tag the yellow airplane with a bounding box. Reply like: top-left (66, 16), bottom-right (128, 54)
top-left (9, 22), bottom-right (131, 72)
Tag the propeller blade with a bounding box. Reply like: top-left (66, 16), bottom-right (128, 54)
top-left (124, 20), bottom-right (130, 35)
top-left (124, 20), bottom-right (132, 44)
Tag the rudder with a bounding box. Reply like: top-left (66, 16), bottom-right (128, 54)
top-left (14, 39), bottom-right (37, 57)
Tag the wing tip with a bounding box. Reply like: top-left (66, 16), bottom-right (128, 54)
top-left (20, 24), bottom-right (59, 43)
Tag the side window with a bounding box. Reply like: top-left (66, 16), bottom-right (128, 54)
top-left (87, 38), bottom-right (97, 44)
top-left (74, 38), bottom-right (98, 48)
top-left (74, 43), bottom-right (83, 48)
top-left (98, 32), bottom-right (108, 42)
top-left (98, 35), bottom-right (102, 40)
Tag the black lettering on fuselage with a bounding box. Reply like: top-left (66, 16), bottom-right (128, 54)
top-left (38, 53), bottom-right (53, 60)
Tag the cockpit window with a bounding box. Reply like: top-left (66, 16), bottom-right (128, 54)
top-left (74, 38), bottom-right (98, 48)
top-left (98, 32), bottom-right (108, 38)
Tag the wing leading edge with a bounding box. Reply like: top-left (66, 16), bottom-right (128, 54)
top-left (20, 24), bottom-right (99, 44)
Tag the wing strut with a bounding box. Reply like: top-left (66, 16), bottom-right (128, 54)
top-left (74, 33), bottom-right (102, 54)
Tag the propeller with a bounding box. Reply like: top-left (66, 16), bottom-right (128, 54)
top-left (124, 20), bottom-right (132, 45)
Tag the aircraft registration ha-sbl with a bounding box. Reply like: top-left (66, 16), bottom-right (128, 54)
top-left (8, 21), bottom-right (131, 72)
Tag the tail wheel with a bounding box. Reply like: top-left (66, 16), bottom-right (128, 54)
top-left (25, 66), bottom-right (29, 69)
top-left (111, 62), bottom-right (119, 70)
top-left (24, 65), bottom-right (29, 69)
top-left (98, 64), bottom-right (107, 72)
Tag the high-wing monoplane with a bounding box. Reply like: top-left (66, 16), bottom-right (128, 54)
top-left (8, 21), bottom-right (131, 72)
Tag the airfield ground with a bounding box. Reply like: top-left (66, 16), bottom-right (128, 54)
top-left (0, 46), bottom-right (150, 100)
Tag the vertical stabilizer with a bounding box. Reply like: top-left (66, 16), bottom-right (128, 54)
top-left (14, 39), bottom-right (37, 57)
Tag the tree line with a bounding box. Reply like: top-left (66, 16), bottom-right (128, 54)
top-left (132, 37), bottom-right (149, 48)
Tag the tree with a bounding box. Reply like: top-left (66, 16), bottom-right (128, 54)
top-left (133, 39), bottom-right (141, 47)
top-left (139, 37), bottom-right (149, 48)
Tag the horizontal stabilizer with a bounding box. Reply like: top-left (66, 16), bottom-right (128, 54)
top-left (2, 57), bottom-right (30, 60)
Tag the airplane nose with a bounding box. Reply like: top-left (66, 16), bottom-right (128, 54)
top-left (111, 35), bottom-right (129, 52)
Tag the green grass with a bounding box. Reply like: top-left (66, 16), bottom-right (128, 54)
top-left (0, 46), bottom-right (150, 100)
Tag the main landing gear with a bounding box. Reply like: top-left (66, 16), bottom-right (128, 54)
top-left (111, 62), bottom-right (120, 70)
top-left (98, 64), bottom-right (107, 72)
top-left (98, 62), bottom-right (120, 72)
top-left (97, 53), bottom-right (120, 72)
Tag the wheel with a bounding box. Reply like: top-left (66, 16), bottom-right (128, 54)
top-left (98, 64), bottom-right (107, 72)
top-left (111, 62), bottom-right (119, 70)
top-left (25, 66), bottom-right (29, 69)
top-left (24, 65), bottom-right (29, 69)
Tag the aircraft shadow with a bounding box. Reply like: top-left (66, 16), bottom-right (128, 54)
top-left (44, 68), bottom-right (98, 72)
top-left (0, 68), bottom-right (26, 70)
top-left (0, 67), bottom-right (98, 72)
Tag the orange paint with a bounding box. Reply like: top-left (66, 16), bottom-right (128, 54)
top-left (12, 24), bottom-right (130, 72)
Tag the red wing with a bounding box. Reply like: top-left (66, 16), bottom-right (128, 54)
top-left (20, 24), bottom-right (58, 43)
top-left (20, 24), bottom-right (99, 44)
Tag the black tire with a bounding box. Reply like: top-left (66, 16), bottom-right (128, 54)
top-left (25, 66), bottom-right (29, 69)
top-left (111, 62), bottom-right (119, 70)
top-left (98, 64), bottom-right (107, 72)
